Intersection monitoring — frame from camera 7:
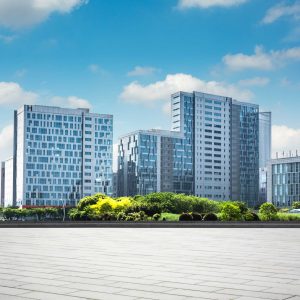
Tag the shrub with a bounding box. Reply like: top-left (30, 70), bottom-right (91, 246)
top-left (292, 201), bottom-right (300, 209)
top-left (100, 213), bottom-right (116, 221)
top-left (232, 201), bottom-right (248, 214)
top-left (125, 212), bottom-right (146, 222)
top-left (259, 203), bottom-right (278, 221)
top-left (203, 213), bottom-right (218, 221)
top-left (117, 212), bottom-right (126, 221)
top-left (179, 213), bottom-right (193, 221)
top-left (77, 194), bottom-right (106, 211)
top-left (68, 208), bottom-right (81, 221)
top-left (277, 213), bottom-right (300, 221)
top-left (191, 212), bottom-right (203, 221)
top-left (152, 213), bottom-right (161, 221)
top-left (219, 203), bottom-right (243, 221)
top-left (190, 197), bottom-right (220, 214)
top-left (244, 212), bottom-right (260, 221)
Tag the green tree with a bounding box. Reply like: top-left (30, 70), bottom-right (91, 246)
top-left (259, 203), bottom-right (278, 221)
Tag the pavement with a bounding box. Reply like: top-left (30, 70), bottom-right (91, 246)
top-left (0, 228), bottom-right (299, 300)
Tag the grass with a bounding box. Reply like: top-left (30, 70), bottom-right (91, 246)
top-left (160, 213), bottom-right (180, 221)
top-left (277, 213), bottom-right (300, 221)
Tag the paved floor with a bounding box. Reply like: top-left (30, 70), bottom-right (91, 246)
top-left (0, 229), bottom-right (299, 300)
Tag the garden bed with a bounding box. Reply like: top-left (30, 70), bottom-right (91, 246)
top-left (0, 220), bottom-right (300, 228)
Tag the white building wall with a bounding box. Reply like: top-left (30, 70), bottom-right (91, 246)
top-left (194, 92), bottom-right (231, 200)
top-left (4, 158), bottom-right (14, 207)
top-left (15, 105), bottom-right (113, 207)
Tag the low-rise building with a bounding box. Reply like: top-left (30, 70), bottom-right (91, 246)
top-left (267, 155), bottom-right (300, 207)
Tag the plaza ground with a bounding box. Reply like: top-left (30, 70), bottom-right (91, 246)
top-left (0, 229), bottom-right (299, 299)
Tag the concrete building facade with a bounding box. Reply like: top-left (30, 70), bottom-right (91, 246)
top-left (267, 156), bottom-right (300, 207)
top-left (12, 105), bottom-right (113, 207)
top-left (118, 91), bottom-right (263, 207)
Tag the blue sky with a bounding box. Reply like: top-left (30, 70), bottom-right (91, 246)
top-left (0, 0), bottom-right (300, 165)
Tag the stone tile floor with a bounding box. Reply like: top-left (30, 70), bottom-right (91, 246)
top-left (0, 228), bottom-right (299, 300)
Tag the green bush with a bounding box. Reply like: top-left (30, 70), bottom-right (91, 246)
top-left (292, 201), bottom-right (300, 209)
top-left (191, 212), bottom-right (202, 221)
top-left (219, 203), bottom-right (243, 221)
top-left (277, 213), bottom-right (300, 221)
top-left (232, 201), bottom-right (248, 214)
top-left (152, 213), bottom-right (161, 221)
top-left (77, 194), bottom-right (105, 211)
top-left (259, 203), bottom-right (278, 221)
top-left (125, 212), bottom-right (146, 222)
top-left (117, 212), bottom-right (126, 221)
top-left (203, 213), bottom-right (218, 221)
top-left (179, 213), bottom-right (193, 221)
top-left (243, 212), bottom-right (260, 221)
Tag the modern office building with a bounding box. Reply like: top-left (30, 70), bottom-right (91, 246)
top-left (231, 100), bottom-right (260, 207)
top-left (259, 112), bottom-right (272, 203)
top-left (118, 129), bottom-right (193, 196)
top-left (0, 162), bottom-right (5, 207)
top-left (0, 158), bottom-right (14, 207)
top-left (12, 105), bottom-right (113, 207)
top-left (172, 92), bottom-right (231, 200)
top-left (118, 91), bottom-right (263, 207)
top-left (267, 155), bottom-right (300, 207)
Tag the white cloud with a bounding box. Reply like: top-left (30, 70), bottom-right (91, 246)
top-left (223, 45), bottom-right (300, 71)
top-left (0, 124), bottom-right (13, 163)
top-left (0, 82), bottom-right (92, 110)
top-left (239, 77), bottom-right (270, 87)
top-left (120, 73), bottom-right (253, 111)
top-left (0, 0), bottom-right (88, 29)
top-left (272, 125), bottom-right (300, 157)
top-left (262, 1), bottom-right (300, 24)
top-left (88, 64), bottom-right (100, 73)
top-left (127, 66), bottom-right (158, 77)
top-left (0, 82), bottom-right (38, 107)
top-left (0, 34), bottom-right (17, 43)
top-left (51, 96), bottom-right (92, 109)
top-left (178, 0), bottom-right (247, 9)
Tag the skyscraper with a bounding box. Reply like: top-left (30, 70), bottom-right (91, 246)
top-left (259, 112), bottom-right (272, 203)
top-left (118, 91), bottom-right (264, 207)
top-left (13, 105), bottom-right (113, 207)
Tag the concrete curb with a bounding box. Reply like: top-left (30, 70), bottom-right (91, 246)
top-left (0, 221), bottom-right (300, 228)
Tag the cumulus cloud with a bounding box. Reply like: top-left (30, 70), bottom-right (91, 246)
top-left (262, 1), bottom-right (300, 24)
top-left (272, 125), bottom-right (300, 157)
top-left (0, 0), bottom-right (88, 29)
top-left (51, 96), bottom-right (92, 109)
top-left (120, 73), bottom-right (252, 111)
top-left (178, 0), bottom-right (247, 9)
top-left (0, 82), bottom-right (38, 107)
top-left (127, 66), bottom-right (158, 77)
top-left (223, 45), bottom-right (300, 71)
top-left (0, 81), bottom-right (92, 110)
top-left (0, 124), bottom-right (13, 163)
top-left (239, 77), bottom-right (270, 87)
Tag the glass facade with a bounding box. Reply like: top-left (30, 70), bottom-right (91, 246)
top-left (15, 105), bottom-right (113, 207)
top-left (268, 158), bottom-right (300, 207)
top-left (238, 103), bottom-right (259, 207)
top-left (117, 128), bottom-right (193, 196)
top-left (118, 91), bottom-right (263, 207)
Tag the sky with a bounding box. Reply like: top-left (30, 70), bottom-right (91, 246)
top-left (0, 0), bottom-right (300, 169)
